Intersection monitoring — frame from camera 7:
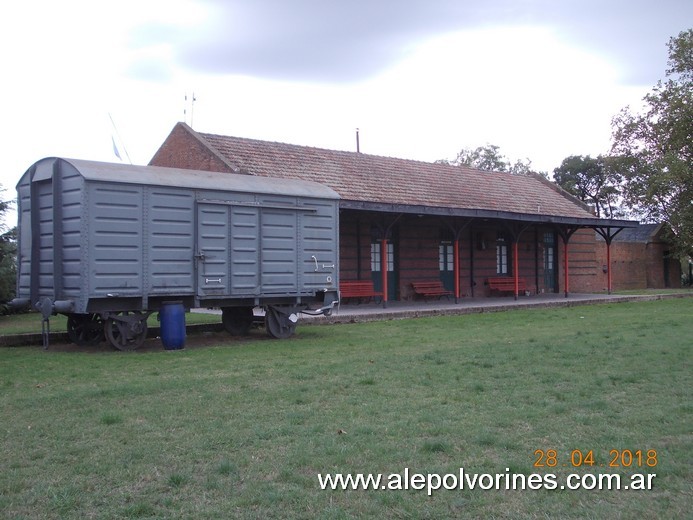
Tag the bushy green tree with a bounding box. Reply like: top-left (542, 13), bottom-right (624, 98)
top-left (611, 29), bottom-right (693, 257)
top-left (553, 155), bottom-right (624, 218)
top-left (439, 144), bottom-right (543, 176)
top-left (0, 187), bottom-right (17, 306)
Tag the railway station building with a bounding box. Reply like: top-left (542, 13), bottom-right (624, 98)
top-left (150, 122), bottom-right (641, 303)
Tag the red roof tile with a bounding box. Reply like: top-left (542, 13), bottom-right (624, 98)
top-left (192, 126), bottom-right (595, 220)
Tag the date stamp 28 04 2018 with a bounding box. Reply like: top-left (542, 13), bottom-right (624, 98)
top-left (534, 449), bottom-right (658, 469)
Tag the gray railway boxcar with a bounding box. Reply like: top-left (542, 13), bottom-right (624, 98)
top-left (11, 157), bottom-right (340, 349)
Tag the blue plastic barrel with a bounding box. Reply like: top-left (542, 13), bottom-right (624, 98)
top-left (159, 301), bottom-right (186, 350)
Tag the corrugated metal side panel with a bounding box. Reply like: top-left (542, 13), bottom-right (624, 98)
top-left (147, 188), bottom-right (195, 294)
top-left (229, 206), bottom-right (259, 294)
top-left (15, 181), bottom-right (32, 300)
top-left (36, 180), bottom-right (54, 297)
top-left (260, 204), bottom-right (298, 294)
top-left (13, 158), bottom-right (86, 305)
top-left (88, 183), bottom-right (143, 296)
top-left (299, 198), bottom-right (339, 291)
top-left (59, 167), bottom-right (85, 299)
top-left (197, 204), bottom-right (230, 295)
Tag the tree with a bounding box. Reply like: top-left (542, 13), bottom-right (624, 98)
top-left (553, 155), bottom-right (624, 218)
top-left (449, 144), bottom-right (509, 171)
top-left (611, 29), bottom-right (693, 257)
top-left (0, 186), bottom-right (17, 306)
top-left (439, 144), bottom-right (542, 176)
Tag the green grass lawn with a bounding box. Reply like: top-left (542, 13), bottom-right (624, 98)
top-left (1, 299), bottom-right (691, 519)
top-left (612, 287), bottom-right (693, 295)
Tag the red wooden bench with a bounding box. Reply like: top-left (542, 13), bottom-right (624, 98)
top-left (411, 280), bottom-right (453, 300)
top-left (487, 276), bottom-right (527, 294)
top-left (340, 280), bottom-right (383, 304)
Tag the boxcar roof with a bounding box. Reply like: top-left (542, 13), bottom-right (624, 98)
top-left (22, 157), bottom-right (340, 200)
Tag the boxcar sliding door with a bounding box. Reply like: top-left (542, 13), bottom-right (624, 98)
top-left (196, 203), bottom-right (230, 297)
top-left (195, 201), bottom-right (301, 299)
top-left (259, 207), bottom-right (299, 294)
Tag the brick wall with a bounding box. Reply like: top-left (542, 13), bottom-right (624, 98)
top-left (595, 242), bottom-right (647, 290)
top-left (149, 124), bottom-right (233, 173)
top-left (595, 237), bottom-right (682, 290)
top-left (557, 228), bottom-right (598, 293)
top-left (338, 212), bottom-right (373, 282)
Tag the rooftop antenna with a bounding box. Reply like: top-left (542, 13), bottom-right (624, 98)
top-left (191, 92), bottom-right (197, 129)
top-left (356, 128), bottom-right (360, 153)
top-left (108, 113), bottom-right (132, 164)
top-left (184, 92), bottom-right (197, 128)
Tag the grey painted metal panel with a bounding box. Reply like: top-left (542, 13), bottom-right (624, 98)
top-left (37, 180), bottom-right (54, 297)
top-left (147, 189), bottom-right (195, 294)
top-left (260, 207), bottom-right (299, 294)
top-left (230, 206), bottom-right (260, 294)
top-left (14, 157), bottom-right (340, 313)
top-left (192, 198), bottom-right (340, 299)
top-left (15, 159), bottom-right (89, 309)
top-left (58, 167), bottom-right (84, 299)
top-left (15, 181), bottom-right (31, 298)
top-left (197, 203), bottom-right (230, 296)
top-left (298, 198), bottom-right (339, 291)
top-left (88, 183), bottom-right (143, 296)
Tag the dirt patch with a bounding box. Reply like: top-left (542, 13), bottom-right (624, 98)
top-left (24, 327), bottom-right (270, 354)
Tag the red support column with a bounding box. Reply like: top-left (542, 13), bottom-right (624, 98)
top-left (607, 241), bottom-right (612, 294)
top-left (454, 238), bottom-right (460, 303)
top-left (513, 241), bottom-right (519, 300)
top-left (381, 238), bottom-right (388, 308)
top-left (563, 240), bottom-right (570, 298)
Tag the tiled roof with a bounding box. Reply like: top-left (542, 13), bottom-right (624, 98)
top-left (611, 223), bottom-right (664, 242)
top-left (195, 128), bottom-right (596, 220)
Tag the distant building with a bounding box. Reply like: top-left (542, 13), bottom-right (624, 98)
top-left (596, 223), bottom-right (682, 290)
top-left (151, 122), bottom-right (639, 301)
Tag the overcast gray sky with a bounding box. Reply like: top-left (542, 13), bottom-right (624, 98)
top-left (129, 0), bottom-right (685, 85)
top-left (1, 0), bottom-right (691, 223)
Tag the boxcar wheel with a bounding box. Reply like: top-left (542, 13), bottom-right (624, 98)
top-left (222, 307), bottom-right (254, 336)
top-left (104, 311), bottom-right (148, 351)
top-left (67, 313), bottom-right (105, 346)
top-left (265, 307), bottom-right (297, 339)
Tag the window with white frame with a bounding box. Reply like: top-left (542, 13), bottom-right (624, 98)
top-left (496, 234), bottom-right (509, 275)
top-left (439, 242), bottom-right (454, 272)
top-left (370, 242), bottom-right (381, 272)
top-left (371, 242), bottom-right (393, 272)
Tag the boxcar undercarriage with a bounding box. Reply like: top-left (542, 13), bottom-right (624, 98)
top-left (22, 297), bottom-right (336, 350)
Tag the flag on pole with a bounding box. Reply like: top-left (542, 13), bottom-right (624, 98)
top-left (111, 135), bottom-right (122, 160)
top-left (108, 112), bottom-right (131, 163)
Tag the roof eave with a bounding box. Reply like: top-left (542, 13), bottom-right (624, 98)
top-left (339, 200), bottom-right (639, 228)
